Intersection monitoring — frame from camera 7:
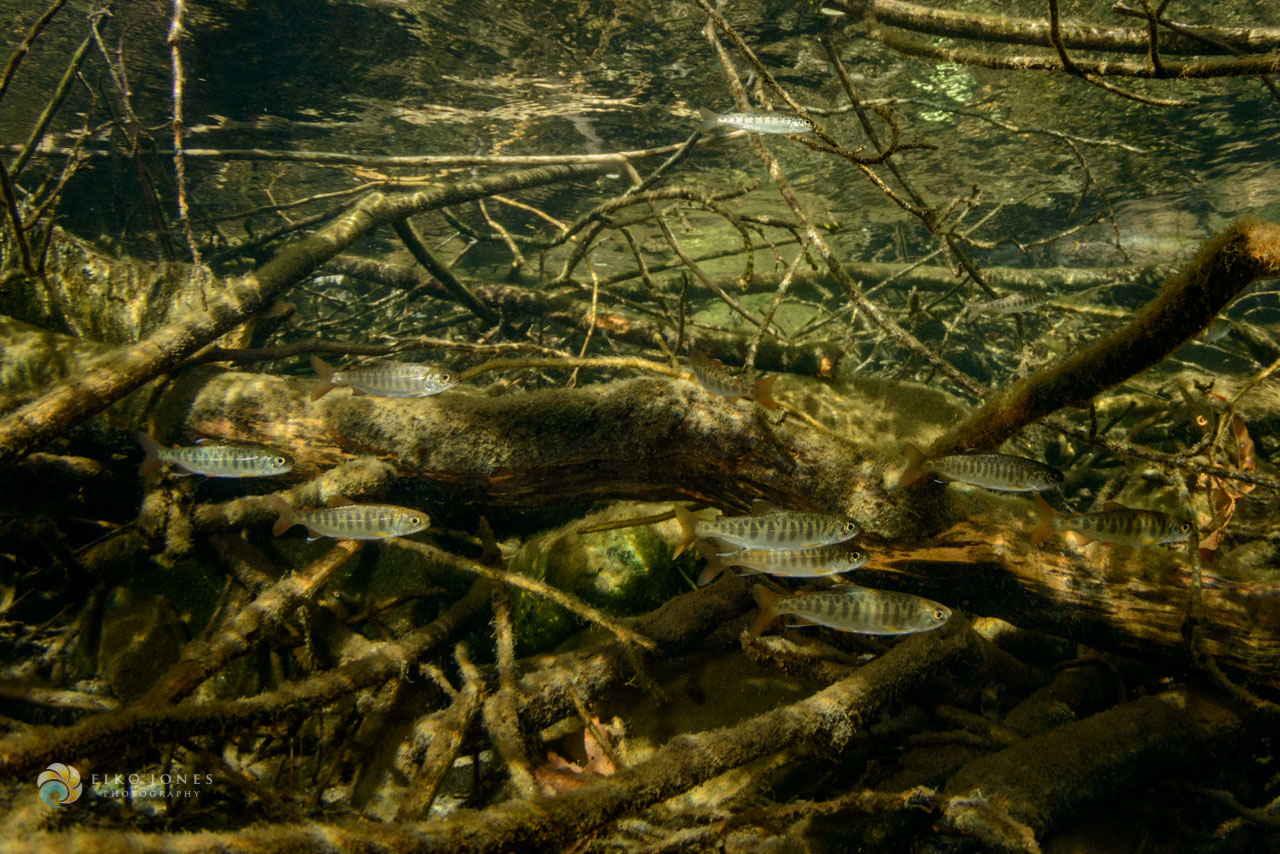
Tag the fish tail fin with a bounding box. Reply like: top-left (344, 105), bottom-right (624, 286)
top-left (693, 540), bottom-right (726, 587)
top-left (1031, 493), bottom-right (1056, 546)
top-left (136, 432), bottom-right (164, 476)
top-left (899, 441), bottom-right (928, 489)
top-left (698, 107), bottom-right (721, 133)
top-left (749, 584), bottom-right (781, 637)
top-left (310, 355), bottom-right (336, 401)
top-left (752, 375), bottom-right (778, 410)
top-left (266, 495), bottom-right (295, 536)
top-left (673, 504), bottom-right (698, 557)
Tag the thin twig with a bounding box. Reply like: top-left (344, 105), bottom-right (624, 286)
top-left (168, 0), bottom-right (206, 302)
top-left (0, 0), bottom-right (69, 105)
top-left (388, 539), bottom-right (656, 651)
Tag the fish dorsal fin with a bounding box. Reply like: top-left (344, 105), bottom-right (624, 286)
top-left (691, 348), bottom-right (724, 368)
top-left (750, 499), bottom-right (782, 514)
top-left (960, 448), bottom-right (987, 454)
top-left (194, 438), bottom-right (211, 445)
top-left (325, 496), bottom-right (353, 507)
top-left (832, 583), bottom-right (861, 594)
top-left (1101, 501), bottom-right (1128, 512)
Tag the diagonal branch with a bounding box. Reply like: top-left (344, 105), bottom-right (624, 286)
top-left (0, 163), bottom-right (614, 466)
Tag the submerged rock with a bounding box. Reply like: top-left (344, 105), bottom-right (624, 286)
top-left (507, 501), bottom-right (692, 655)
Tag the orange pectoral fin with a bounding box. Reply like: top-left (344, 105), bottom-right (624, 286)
top-left (752, 375), bottom-right (778, 410)
top-left (899, 441), bottom-right (929, 489)
top-left (672, 504), bottom-right (698, 557)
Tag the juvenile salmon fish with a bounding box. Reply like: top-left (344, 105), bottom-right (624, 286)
top-left (751, 583), bottom-right (951, 637)
top-left (1032, 494), bottom-right (1192, 547)
top-left (900, 442), bottom-right (1063, 492)
top-left (695, 540), bottom-right (867, 587)
top-left (965, 292), bottom-right (1051, 316)
top-left (137, 433), bottom-right (292, 478)
top-left (311, 355), bottom-right (458, 401)
top-left (266, 495), bottom-right (429, 540)
top-left (698, 107), bottom-right (813, 135)
top-left (689, 348), bottom-right (777, 410)
top-left (673, 502), bottom-right (859, 557)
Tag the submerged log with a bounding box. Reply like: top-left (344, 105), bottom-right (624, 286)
top-left (169, 367), bottom-right (916, 532)
top-left (856, 522), bottom-right (1280, 694)
top-left (1, 302), bottom-right (1275, 694)
top-left (149, 366), bottom-right (1279, 695)
top-left (942, 688), bottom-right (1246, 848)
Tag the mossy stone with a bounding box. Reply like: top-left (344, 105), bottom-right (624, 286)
top-left (507, 502), bottom-right (691, 656)
top-left (98, 590), bottom-right (183, 703)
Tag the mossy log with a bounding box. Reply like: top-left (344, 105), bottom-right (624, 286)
top-left (2, 303), bottom-right (1276, 696)
top-left (167, 368), bottom-right (911, 533)
top-left (153, 366), bottom-right (1276, 694)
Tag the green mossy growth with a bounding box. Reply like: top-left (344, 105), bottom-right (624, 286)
top-left (507, 502), bottom-right (691, 656)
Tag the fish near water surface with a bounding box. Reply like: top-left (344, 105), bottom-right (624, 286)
top-left (137, 433), bottom-right (292, 478)
top-left (266, 495), bottom-right (429, 540)
top-left (673, 502), bottom-right (860, 558)
top-left (310, 355), bottom-right (458, 401)
top-left (900, 442), bottom-right (1063, 492)
top-left (698, 107), bottom-right (814, 135)
top-left (1031, 493), bottom-right (1192, 547)
top-left (695, 539), bottom-right (867, 587)
top-left (688, 348), bottom-right (777, 410)
top-left (751, 583), bottom-right (951, 637)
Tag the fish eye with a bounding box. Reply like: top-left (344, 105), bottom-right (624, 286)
top-left (410, 516), bottom-right (422, 526)
top-left (844, 521), bottom-right (857, 532)
top-left (274, 456), bottom-right (288, 467)
top-left (933, 608), bottom-right (947, 620)
top-left (1179, 522), bottom-right (1192, 533)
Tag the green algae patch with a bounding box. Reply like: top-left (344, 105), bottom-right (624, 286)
top-left (508, 502), bottom-right (691, 656)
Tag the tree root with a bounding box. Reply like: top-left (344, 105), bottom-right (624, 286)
top-left (5, 615), bottom-right (980, 853)
top-left (0, 580), bottom-right (491, 778)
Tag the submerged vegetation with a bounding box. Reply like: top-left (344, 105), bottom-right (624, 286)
top-left (0, 0), bottom-right (1279, 851)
